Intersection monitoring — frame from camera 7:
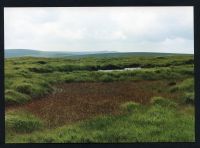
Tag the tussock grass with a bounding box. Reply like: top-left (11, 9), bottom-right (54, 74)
top-left (170, 78), bottom-right (194, 92)
top-left (150, 96), bottom-right (177, 108)
top-left (5, 89), bottom-right (31, 105)
top-left (183, 92), bottom-right (194, 104)
top-left (169, 78), bottom-right (194, 104)
top-left (6, 110), bottom-right (43, 133)
top-left (120, 101), bottom-right (141, 113)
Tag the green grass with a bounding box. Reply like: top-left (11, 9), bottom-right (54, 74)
top-left (120, 102), bottom-right (141, 113)
top-left (6, 99), bottom-right (194, 143)
top-left (6, 110), bottom-right (44, 134)
top-left (5, 55), bottom-right (194, 143)
top-left (170, 78), bottom-right (194, 92)
top-left (5, 89), bottom-right (31, 105)
top-left (183, 92), bottom-right (194, 104)
top-left (150, 96), bottom-right (178, 108)
top-left (170, 78), bottom-right (194, 104)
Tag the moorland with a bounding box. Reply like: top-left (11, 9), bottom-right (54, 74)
top-left (5, 52), bottom-right (194, 143)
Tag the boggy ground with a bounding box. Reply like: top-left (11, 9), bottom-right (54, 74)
top-left (6, 80), bottom-right (181, 128)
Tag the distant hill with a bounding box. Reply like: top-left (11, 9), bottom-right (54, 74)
top-left (71, 52), bottom-right (192, 58)
top-left (5, 49), bottom-right (75, 58)
top-left (5, 49), bottom-right (192, 58)
top-left (5, 49), bottom-right (118, 58)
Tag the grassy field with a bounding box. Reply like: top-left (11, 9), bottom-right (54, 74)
top-left (5, 55), bottom-right (194, 143)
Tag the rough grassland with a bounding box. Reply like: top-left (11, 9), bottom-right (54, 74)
top-left (5, 55), bottom-right (194, 143)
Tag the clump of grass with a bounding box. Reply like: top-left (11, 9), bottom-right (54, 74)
top-left (99, 74), bottom-right (114, 82)
top-left (5, 89), bottom-right (31, 105)
top-left (11, 80), bottom-right (52, 99)
top-left (150, 96), bottom-right (177, 108)
top-left (170, 78), bottom-right (194, 92)
top-left (169, 78), bottom-right (194, 105)
top-left (63, 75), bottom-right (77, 82)
top-left (120, 101), bottom-right (141, 113)
top-left (183, 92), bottom-right (194, 104)
top-left (12, 83), bottom-right (34, 95)
top-left (29, 66), bottom-right (54, 73)
top-left (6, 110), bottom-right (44, 133)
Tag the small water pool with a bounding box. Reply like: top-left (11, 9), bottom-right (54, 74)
top-left (98, 67), bottom-right (142, 72)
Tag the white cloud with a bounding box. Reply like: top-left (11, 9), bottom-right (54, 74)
top-left (4, 7), bottom-right (194, 53)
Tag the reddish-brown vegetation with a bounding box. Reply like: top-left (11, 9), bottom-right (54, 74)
top-left (6, 81), bottom-right (181, 128)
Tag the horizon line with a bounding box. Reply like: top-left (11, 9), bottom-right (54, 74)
top-left (5, 48), bottom-right (194, 54)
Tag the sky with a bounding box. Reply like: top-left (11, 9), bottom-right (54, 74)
top-left (4, 7), bottom-right (194, 53)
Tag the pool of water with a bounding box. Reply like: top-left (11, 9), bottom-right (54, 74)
top-left (98, 67), bottom-right (141, 72)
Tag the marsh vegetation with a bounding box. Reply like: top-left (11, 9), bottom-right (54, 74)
top-left (5, 54), bottom-right (194, 143)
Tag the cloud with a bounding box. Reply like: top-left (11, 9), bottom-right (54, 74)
top-left (4, 7), bottom-right (194, 53)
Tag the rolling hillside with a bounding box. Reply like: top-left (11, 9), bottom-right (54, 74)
top-left (5, 49), bottom-right (192, 58)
